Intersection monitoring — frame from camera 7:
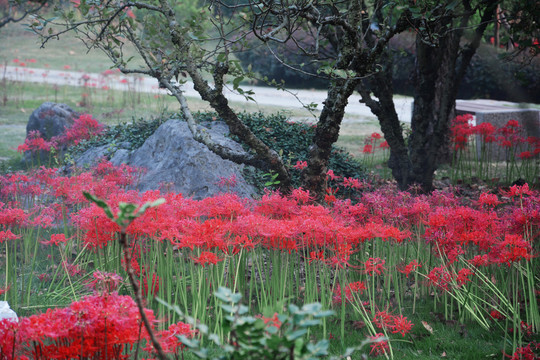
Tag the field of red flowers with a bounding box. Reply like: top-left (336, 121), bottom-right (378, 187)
top-left (0, 111), bottom-right (539, 359)
top-left (0, 152), bottom-right (538, 358)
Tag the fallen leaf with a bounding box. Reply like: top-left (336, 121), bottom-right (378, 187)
top-left (69, 50), bottom-right (75, 55)
top-left (20, 108), bottom-right (26, 113)
top-left (421, 321), bottom-right (434, 334)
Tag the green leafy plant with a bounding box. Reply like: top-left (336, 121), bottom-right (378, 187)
top-left (159, 287), bottom-right (377, 360)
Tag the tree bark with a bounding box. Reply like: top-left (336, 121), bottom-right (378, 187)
top-left (303, 78), bottom-right (360, 196)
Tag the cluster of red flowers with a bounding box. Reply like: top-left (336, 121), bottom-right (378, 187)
top-left (17, 114), bottom-right (105, 157)
top-left (373, 310), bottom-right (414, 337)
top-left (450, 115), bottom-right (540, 156)
top-left (0, 292), bottom-right (193, 359)
top-left (1, 159), bottom-right (538, 358)
top-left (362, 132), bottom-right (388, 154)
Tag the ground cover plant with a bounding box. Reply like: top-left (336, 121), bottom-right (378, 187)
top-left (0, 145), bottom-right (538, 358)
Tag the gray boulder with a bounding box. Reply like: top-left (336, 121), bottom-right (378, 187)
top-left (23, 102), bottom-right (80, 165)
top-left (76, 119), bottom-right (257, 199)
top-left (128, 120), bottom-right (257, 199)
top-left (26, 102), bottom-right (79, 140)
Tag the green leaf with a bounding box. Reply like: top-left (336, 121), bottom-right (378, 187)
top-left (286, 328), bottom-right (307, 341)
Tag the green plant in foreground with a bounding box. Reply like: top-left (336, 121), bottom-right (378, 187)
top-left (83, 192), bottom-right (169, 359)
top-left (160, 287), bottom-right (381, 360)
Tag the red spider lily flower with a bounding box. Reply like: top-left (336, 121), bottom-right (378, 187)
top-left (0, 292), bottom-right (159, 359)
top-left (489, 309), bottom-right (505, 321)
top-left (502, 183), bottom-right (532, 199)
top-left (142, 273), bottom-right (160, 297)
top-left (398, 260), bottom-right (421, 278)
top-left (192, 251), bottom-right (223, 267)
top-left (256, 313), bottom-right (282, 329)
top-left (40, 233), bottom-right (70, 246)
top-left (456, 268), bottom-right (474, 286)
top-left (507, 341), bottom-right (540, 360)
top-left (474, 122), bottom-right (496, 137)
top-left (373, 310), bottom-right (393, 330)
top-left (478, 192), bottom-right (501, 207)
top-left (308, 250), bottom-right (326, 263)
top-left (145, 321), bottom-right (194, 354)
top-left (342, 177), bottom-right (363, 189)
top-left (362, 144), bottom-right (373, 154)
top-left (371, 132), bottom-right (382, 140)
top-left (326, 169), bottom-right (340, 181)
top-left (0, 286), bottom-right (10, 296)
top-left (325, 193), bottom-right (337, 204)
top-left (291, 187), bottom-right (313, 204)
top-left (56, 114), bottom-right (104, 146)
top-left (0, 230), bottom-right (20, 243)
top-left (332, 282), bottom-right (366, 304)
top-left (17, 130), bottom-right (56, 154)
top-left (369, 333), bottom-right (389, 357)
top-left (469, 254), bottom-right (490, 267)
top-left (293, 160), bottom-right (307, 170)
top-left (364, 257), bottom-right (386, 276)
top-left (62, 261), bottom-right (85, 277)
top-left (88, 271), bottom-right (123, 294)
top-left (427, 266), bottom-right (454, 291)
top-left (497, 234), bottom-right (533, 265)
top-left (391, 314), bottom-right (414, 337)
top-left (379, 140), bottom-right (389, 149)
top-left (518, 151), bottom-right (533, 159)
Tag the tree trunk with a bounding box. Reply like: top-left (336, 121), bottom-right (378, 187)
top-left (303, 78), bottom-right (359, 196)
top-left (363, 1), bottom-right (497, 192)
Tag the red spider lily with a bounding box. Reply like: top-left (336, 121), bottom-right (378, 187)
top-left (326, 169), bottom-right (340, 181)
top-left (363, 144), bottom-right (373, 154)
top-left (496, 234), bottom-right (533, 265)
top-left (0, 230), bottom-right (20, 243)
top-left (291, 187), bottom-right (313, 204)
top-left (308, 250), bottom-right (326, 263)
top-left (427, 266), bottom-right (454, 291)
top-left (40, 233), bottom-right (70, 246)
top-left (501, 183), bottom-right (532, 199)
top-left (142, 273), bottom-right (160, 297)
top-left (88, 271), bottom-right (123, 295)
top-left (398, 260), bottom-right (421, 278)
top-left (456, 268), bottom-right (474, 286)
top-left (192, 251), bottom-right (223, 267)
top-left (478, 192), bottom-right (501, 207)
top-left (379, 140), bottom-right (389, 149)
top-left (364, 257), bottom-right (386, 276)
top-left (0, 293), bottom-right (158, 359)
top-left (55, 114), bottom-right (104, 146)
top-left (489, 309), bottom-right (505, 321)
top-left (506, 341), bottom-right (540, 360)
top-left (256, 313), bottom-right (282, 329)
top-left (450, 114), bottom-right (474, 150)
top-left (17, 130), bottom-right (56, 154)
top-left (369, 333), bottom-right (389, 357)
top-left (332, 281), bottom-right (366, 304)
top-left (391, 314), bottom-right (414, 337)
top-left (145, 321), bottom-right (194, 355)
top-left (0, 286), bottom-right (10, 296)
top-left (342, 177), bottom-right (363, 189)
top-left (293, 160), bottom-right (307, 170)
top-left (373, 310), bottom-right (393, 330)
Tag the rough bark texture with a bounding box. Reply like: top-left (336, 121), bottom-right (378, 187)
top-left (303, 78), bottom-right (360, 195)
top-left (360, 1), bottom-right (499, 192)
